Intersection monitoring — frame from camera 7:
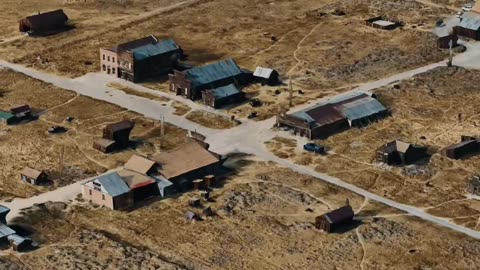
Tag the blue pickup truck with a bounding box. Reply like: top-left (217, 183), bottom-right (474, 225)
top-left (303, 143), bottom-right (325, 154)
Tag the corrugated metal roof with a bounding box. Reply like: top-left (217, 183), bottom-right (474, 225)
top-left (208, 84), bottom-right (240, 99)
top-left (96, 172), bottom-right (130, 197)
top-left (185, 59), bottom-right (243, 88)
top-left (253, 67), bottom-right (274, 78)
top-left (336, 96), bottom-right (387, 121)
top-left (458, 12), bottom-right (480, 30)
top-left (7, 234), bottom-right (28, 245)
top-left (132, 39), bottom-right (180, 61)
top-left (0, 111), bottom-right (14, 120)
top-left (0, 224), bottom-right (15, 238)
top-left (0, 205), bottom-right (10, 215)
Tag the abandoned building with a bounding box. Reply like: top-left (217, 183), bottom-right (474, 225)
top-left (94, 120), bottom-right (135, 153)
top-left (100, 35), bottom-right (183, 82)
top-left (376, 140), bottom-right (429, 165)
top-left (19, 9), bottom-right (69, 36)
top-left (454, 6), bottom-right (480, 40)
top-left (82, 171), bottom-right (134, 210)
top-left (151, 139), bottom-right (222, 191)
top-left (201, 83), bottom-right (245, 108)
top-left (0, 206), bottom-right (33, 251)
top-left (8, 234), bottom-right (33, 252)
top-left (253, 67), bottom-right (280, 86)
top-left (10, 105), bottom-right (32, 119)
top-left (0, 111), bottom-right (15, 125)
top-left (276, 92), bottom-right (388, 139)
top-left (441, 139), bottom-right (479, 159)
top-left (365, 16), bottom-right (401, 30)
top-left (20, 167), bottom-right (47, 185)
top-left (437, 33), bottom-right (459, 49)
top-left (315, 205), bottom-right (354, 233)
top-left (169, 58), bottom-right (251, 101)
top-left (467, 176), bottom-right (480, 196)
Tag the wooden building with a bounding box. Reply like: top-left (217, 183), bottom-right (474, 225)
top-left (365, 16), bottom-right (401, 30)
top-left (376, 140), bottom-right (428, 165)
top-left (152, 139), bottom-right (222, 191)
top-left (93, 138), bottom-right (116, 153)
top-left (0, 111), bottom-right (15, 125)
top-left (315, 205), bottom-right (354, 233)
top-left (10, 105), bottom-right (32, 119)
top-left (19, 9), bottom-right (69, 36)
top-left (202, 84), bottom-right (245, 108)
top-left (20, 167), bottom-right (47, 185)
top-left (467, 176), bottom-right (480, 196)
top-left (276, 92), bottom-right (388, 139)
top-left (100, 35), bottom-right (183, 82)
top-left (82, 172), bottom-right (134, 211)
top-left (169, 58), bottom-right (251, 101)
top-left (253, 67), bottom-right (280, 86)
top-left (454, 11), bottom-right (480, 40)
top-left (441, 140), bottom-right (479, 159)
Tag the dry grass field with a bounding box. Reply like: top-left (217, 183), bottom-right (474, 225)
top-left (267, 66), bottom-right (480, 230)
top-left (185, 110), bottom-right (238, 129)
top-left (2, 157), bottom-right (480, 269)
top-left (0, 68), bottom-right (187, 200)
top-left (0, 0), bottom-right (450, 120)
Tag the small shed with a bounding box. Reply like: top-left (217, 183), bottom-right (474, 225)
top-left (20, 167), bottom-right (47, 185)
top-left (315, 205), bottom-right (354, 233)
top-left (0, 206), bottom-right (10, 225)
top-left (185, 211), bottom-right (201, 222)
top-left (7, 234), bottom-right (33, 252)
top-left (467, 176), bottom-right (480, 196)
top-left (19, 9), bottom-right (69, 35)
top-left (201, 84), bottom-right (245, 108)
top-left (10, 105), bottom-right (32, 119)
top-left (365, 16), bottom-right (401, 30)
top-left (93, 138), bottom-right (116, 153)
top-left (377, 140), bottom-right (428, 165)
top-left (0, 111), bottom-right (15, 125)
top-left (253, 67), bottom-right (280, 86)
top-left (103, 120), bottom-right (135, 148)
top-left (441, 140), bottom-right (479, 159)
top-left (437, 34), bottom-right (459, 49)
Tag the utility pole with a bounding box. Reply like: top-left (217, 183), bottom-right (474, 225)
top-left (59, 145), bottom-right (65, 177)
top-left (448, 39), bottom-right (453, 67)
top-left (288, 75), bottom-right (293, 108)
top-left (160, 116), bottom-right (165, 136)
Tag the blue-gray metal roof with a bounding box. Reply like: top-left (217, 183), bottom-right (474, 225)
top-left (185, 59), bottom-right (243, 88)
top-left (458, 12), bottom-right (480, 30)
top-left (97, 172), bottom-right (130, 197)
top-left (0, 224), bottom-right (15, 238)
top-left (155, 177), bottom-right (173, 190)
top-left (7, 234), bottom-right (28, 245)
top-left (0, 111), bottom-right (14, 120)
top-left (337, 97), bottom-right (387, 121)
top-left (132, 39), bottom-right (180, 61)
top-left (0, 205), bottom-right (10, 214)
top-left (209, 84), bottom-right (240, 99)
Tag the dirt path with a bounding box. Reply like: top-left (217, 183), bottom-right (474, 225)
top-left (356, 228), bottom-right (367, 270)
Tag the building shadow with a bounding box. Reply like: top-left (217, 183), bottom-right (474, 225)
top-left (330, 219), bottom-right (363, 234)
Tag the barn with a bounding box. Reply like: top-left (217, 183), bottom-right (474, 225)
top-left (100, 35), bottom-right (183, 82)
top-left (276, 92), bottom-right (388, 139)
top-left (253, 67), bottom-right (280, 86)
top-left (19, 9), bottom-right (69, 36)
top-left (315, 205), bottom-right (354, 233)
top-left (376, 140), bottom-right (429, 165)
top-left (169, 59), bottom-right (251, 101)
top-left (82, 172), bottom-right (134, 211)
top-left (201, 84), bottom-right (245, 108)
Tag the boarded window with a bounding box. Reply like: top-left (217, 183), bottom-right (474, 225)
top-left (113, 57), bottom-right (115, 63)
top-left (89, 189), bottom-right (92, 196)
top-left (108, 56), bottom-right (110, 61)
top-left (103, 55), bottom-right (105, 60)
top-left (102, 65), bottom-right (106, 71)
top-left (112, 68), bottom-right (116, 74)
top-left (102, 194), bottom-right (105, 200)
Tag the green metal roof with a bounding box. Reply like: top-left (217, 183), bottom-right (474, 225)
top-left (132, 39), bottom-right (180, 61)
top-left (0, 111), bottom-right (14, 120)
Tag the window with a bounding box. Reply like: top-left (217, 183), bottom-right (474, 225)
top-left (107, 56), bottom-right (110, 61)
top-left (102, 65), bottom-right (106, 71)
top-left (102, 54), bottom-right (105, 60)
top-left (112, 57), bottom-right (115, 63)
top-left (185, 88), bottom-right (188, 96)
top-left (102, 194), bottom-right (105, 200)
top-left (89, 189), bottom-right (92, 196)
top-left (112, 68), bottom-right (116, 74)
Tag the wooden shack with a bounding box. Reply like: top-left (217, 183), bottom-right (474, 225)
top-left (103, 120), bottom-right (135, 149)
top-left (253, 67), bottom-right (280, 86)
top-left (10, 105), bottom-right (32, 119)
top-left (376, 140), bottom-right (428, 165)
top-left (19, 9), bottom-right (69, 36)
top-left (441, 140), bottom-right (479, 159)
top-left (20, 167), bottom-right (47, 185)
top-left (202, 84), bottom-right (245, 108)
top-left (365, 16), bottom-right (401, 30)
top-left (315, 205), bottom-right (354, 233)
top-left (454, 11), bottom-right (480, 40)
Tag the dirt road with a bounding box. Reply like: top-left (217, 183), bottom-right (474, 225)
top-left (2, 41), bottom-right (480, 238)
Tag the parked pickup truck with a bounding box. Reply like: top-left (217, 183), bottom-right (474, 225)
top-left (303, 143), bottom-right (325, 154)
